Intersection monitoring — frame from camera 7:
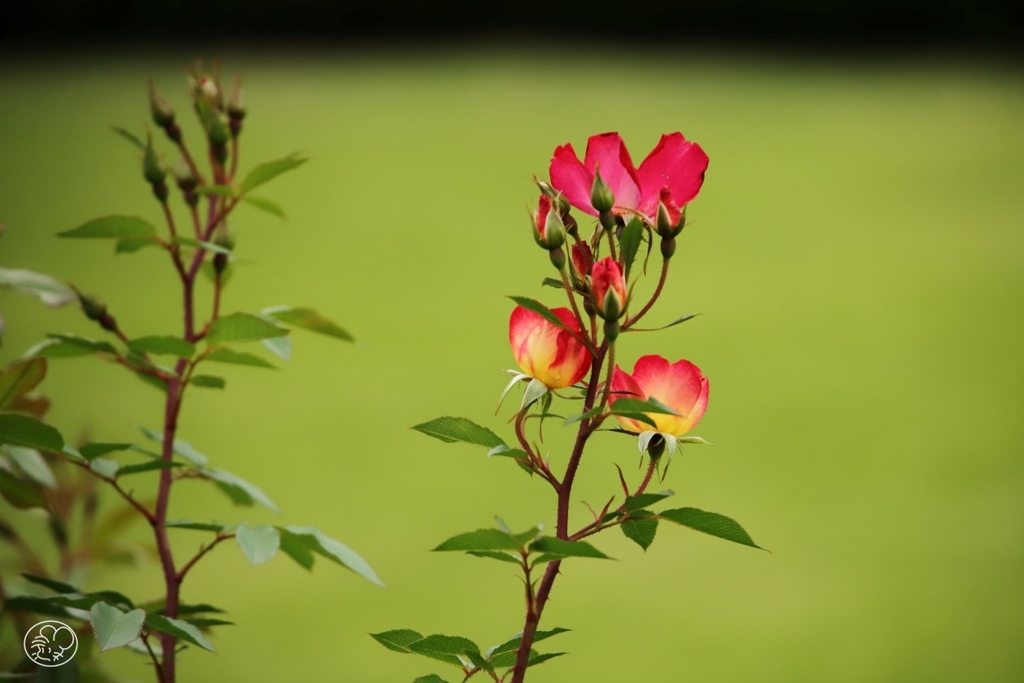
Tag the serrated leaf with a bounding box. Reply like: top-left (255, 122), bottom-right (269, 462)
top-left (4, 445), bottom-right (56, 488)
top-left (411, 417), bottom-right (503, 448)
top-left (434, 529), bottom-right (522, 552)
top-left (658, 508), bottom-right (764, 550)
top-left (21, 573), bottom-right (80, 594)
top-left (165, 520), bottom-right (227, 532)
top-left (463, 649), bottom-right (493, 671)
top-left (621, 517), bottom-right (658, 551)
top-left (202, 467), bottom-right (278, 513)
top-left (80, 442), bottom-right (132, 461)
top-left (620, 217), bottom-right (644, 279)
top-left (278, 525), bottom-right (383, 586)
top-left (127, 336), bottom-right (195, 359)
top-left (371, 629), bottom-right (424, 654)
top-left (145, 614), bottom-right (215, 652)
top-left (407, 634), bottom-right (480, 667)
top-left (116, 460), bottom-right (181, 477)
top-left (0, 596), bottom-right (72, 617)
top-left (467, 550), bottom-right (521, 563)
top-left (239, 155), bottom-right (308, 195)
top-left (528, 652), bottom-right (566, 667)
top-left (263, 306), bottom-right (353, 342)
top-left (206, 312), bottom-right (289, 346)
top-left (611, 398), bottom-right (680, 416)
top-left (508, 296), bottom-right (569, 330)
top-left (190, 375), bottom-right (226, 389)
top-left (0, 268), bottom-right (76, 307)
top-left (528, 537), bottom-right (610, 559)
top-left (0, 358), bottom-right (47, 410)
top-left (0, 413), bottom-right (63, 451)
top-left (59, 216), bottom-right (156, 240)
top-left (0, 469), bottom-right (46, 508)
top-left (204, 348), bottom-right (276, 368)
top-left (488, 627), bottom-right (570, 657)
top-left (90, 602), bottom-right (145, 652)
top-left (241, 195), bottom-right (286, 218)
top-left (235, 524), bottom-right (280, 566)
top-left (624, 490), bottom-right (674, 512)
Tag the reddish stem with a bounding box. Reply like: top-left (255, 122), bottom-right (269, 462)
top-left (624, 257), bottom-right (670, 330)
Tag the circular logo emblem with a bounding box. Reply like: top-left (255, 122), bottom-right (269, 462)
top-left (23, 620), bottom-right (78, 667)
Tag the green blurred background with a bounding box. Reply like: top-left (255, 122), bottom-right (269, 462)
top-left (1, 47), bottom-right (1023, 681)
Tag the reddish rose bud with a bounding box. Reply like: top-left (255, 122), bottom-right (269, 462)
top-left (656, 187), bottom-right (684, 238)
top-left (509, 306), bottom-right (592, 390)
top-left (532, 195), bottom-right (566, 250)
top-left (611, 355), bottom-right (709, 436)
top-left (571, 242), bottom-right (594, 283)
top-left (591, 257), bottom-right (627, 321)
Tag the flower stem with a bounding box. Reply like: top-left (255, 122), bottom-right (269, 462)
top-left (624, 257), bottom-right (670, 330)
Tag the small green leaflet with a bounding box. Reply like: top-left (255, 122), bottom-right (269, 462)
top-left (202, 467), bottom-right (278, 513)
top-left (507, 296), bottom-right (568, 330)
top-left (411, 416), bottom-right (503, 448)
top-left (241, 195), bottom-right (286, 218)
top-left (3, 445), bottom-right (56, 488)
top-left (407, 634), bottom-right (481, 667)
top-left (235, 524), bottom-right (281, 566)
top-left (371, 629), bottom-right (424, 654)
top-left (619, 217), bottom-right (645, 279)
top-left (58, 216), bottom-right (156, 240)
top-left (528, 537), bottom-right (610, 560)
top-left (0, 413), bottom-right (64, 451)
top-left (90, 602), bottom-right (145, 652)
top-left (277, 526), bottom-right (383, 586)
top-left (127, 336), bottom-right (195, 359)
top-left (204, 348), bottom-right (276, 368)
top-left (262, 306), bottom-right (354, 342)
top-left (621, 517), bottom-right (658, 551)
top-left (172, 236), bottom-right (232, 255)
top-left (239, 154), bottom-right (308, 195)
top-left (145, 614), bottom-right (216, 652)
top-left (190, 375), bottom-right (226, 389)
top-left (0, 358), bottom-right (47, 410)
top-left (206, 312), bottom-right (289, 346)
top-left (658, 507), bottom-right (764, 550)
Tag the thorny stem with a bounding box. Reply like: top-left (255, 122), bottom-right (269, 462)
top-left (514, 407), bottom-right (558, 489)
top-left (570, 457), bottom-right (659, 542)
top-left (64, 458), bottom-right (155, 524)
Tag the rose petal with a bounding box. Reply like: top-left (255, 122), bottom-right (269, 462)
top-left (549, 142), bottom-right (596, 215)
top-left (636, 133), bottom-right (709, 216)
top-left (583, 133), bottom-right (642, 213)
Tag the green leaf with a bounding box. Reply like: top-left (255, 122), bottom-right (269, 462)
top-left (488, 627), bottom-right (570, 657)
top-left (174, 603), bottom-right (226, 616)
top-left (411, 417), bottom-right (503, 448)
top-left (127, 336), bottom-right (195, 359)
top-left (0, 413), bottom-right (63, 451)
top-left (239, 154), bottom-right (308, 195)
top-left (165, 520), bottom-right (228, 532)
top-left (621, 517), bottom-right (658, 551)
top-left (89, 458), bottom-right (120, 478)
top-left (508, 296), bottom-right (569, 331)
top-left (79, 442), bottom-right (132, 461)
top-left (241, 195), bottom-right (286, 218)
top-left (90, 602), bottom-right (145, 652)
top-left (43, 333), bottom-right (118, 356)
top-left (171, 236), bottom-right (233, 255)
top-left (111, 126), bottom-right (146, 150)
top-left (195, 184), bottom-right (236, 197)
top-left (185, 617), bottom-right (234, 628)
top-left (620, 217), bottom-right (644, 279)
top-left (235, 524), bottom-right (281, 566)
top-left (485, 445), bottom-right (530, 462)
top-left (3, 445), bottom-right (57, 488)
top-left (624, 490), bottom-right (674, 512)
top-left (58, 216), bottom-right (157, 240)
top-left (407, 634), bottom-right (480, 667)
top-left (412, 676), bottom-right (450, 683)
top-left (463, 649), bottom-right (493, 672)
top-left (370, 629), bottom-right (424, 654)
top-left (528, 652), bottom-right (566, 667)
top-left (563, 407), bottom-right (603, 427)
top-left (278, 525), bottom-right (383, 586)
top-left (190, 375), bottom-right (226, 389)
top-left (116, 460), bottom-right (181, 477)
top-left (541, 277), bottom-right (564, 289)
top-left (467, 551), bottom-right (521, 563)
top-left (648, 313), bottom-right (700, 331)
top-left (0, 358), bottom-right (47, 410)
top-left (0, 468), bottom-right (46, 508)
top-left (136, 427), bottom-right (208, 466)
top-left (116, 236), bottom-right (160, 253)
top-left (0, 267), bottom-right (77, 306)
top-left (658, 508), bottom-right (764, 550)
top-left (204, 348), bottom-right (276, 368)
top-left (0, 596), bottom-right (72, 617)
top-left (434, 529), bottom-right (522, 552)
top-left (203, 467), bottom-right (278, 513)
top-left (261, 335), bottom-right (291, 362)
top-left (528, 537), bottom-right (610, 559)
top-left (206, 312), bottom-right (289, 346)
top-left (21, 573), bottom-right (80, 594)
top-left (611, 398), bottom-right (680, 416)
top-left (263, 306), bottom-right (353, 342)
top-left (278, 527), bottom-right (316, 570)
top-left (145, 613), bottom-right (216, 652)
